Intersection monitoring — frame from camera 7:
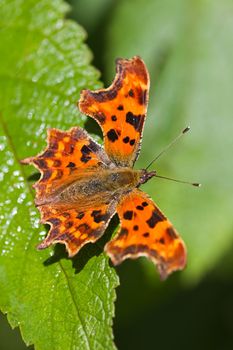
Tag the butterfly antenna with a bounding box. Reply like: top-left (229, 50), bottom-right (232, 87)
top-left (155, 174), bottom-right (201, 187)
top-left (145, 126), bottom-right (190, 170)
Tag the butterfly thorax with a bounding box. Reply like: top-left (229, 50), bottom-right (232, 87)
top-left (51, 168), bottom-right (141, 207)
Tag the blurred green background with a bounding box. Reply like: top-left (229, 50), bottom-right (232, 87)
top-left (1, 0), bottom-right (233, 349)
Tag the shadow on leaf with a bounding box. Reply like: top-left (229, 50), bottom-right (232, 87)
top-left (28, 172), bottom-right (40, 182)
top-left (84, 117), bottom-right (102, 139)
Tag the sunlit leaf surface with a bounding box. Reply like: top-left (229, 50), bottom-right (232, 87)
top-left (0, 0), bottom-right (118, 349)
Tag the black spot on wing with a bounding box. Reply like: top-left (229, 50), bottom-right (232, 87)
top-left (136, 205), bottom-right (144, 211)
top-left (146, 210), bottom-right (163, 228)
top-left (125, 112), bottom-right (144, 131)
top-left (65, 221), bottom-right (73, 229)
top-left (143, 232), bottom-right (150, 238)
top-left (107, 129), bottom-right (119, 142)
top-left (43, 150), bottom-right (54, 158)
top-left (133, 225), bottom-right (139, 231)
top-left (130, 139), bottom-right (135, 146)
top-left (111, 115), bottom-right (117, 121)
top-left (80, 144), bottom-right (92, 163)
top-left (128, 89), bottom-right (134, 97)
top-left (117, 105), bottom-right (124, 111)
top-left (123, 137), bottom-right (136, 145)
top-left (81, 145), bottom-right (91, 155)
top-left (91, 210), bottom-right (108, 223)
top-left (123, 211), bottom-right (133, 220)
top-left (80, 155), bottom-right (92, 163)
top-left (66, 162), bottom-right (76, 168)
top-left (123, 136), bottom-right (130, 144)
top-left (77, 223), bottom-right (90, 233)
top-left (76, 212), bottom-right (84, 219)
top-left (166, 227), bottom-right (178, 239)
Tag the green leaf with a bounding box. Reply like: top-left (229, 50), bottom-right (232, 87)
top-left (104, 0), bottom-right (233, 282)
top-left (0, 0), bottom-right (118, 349)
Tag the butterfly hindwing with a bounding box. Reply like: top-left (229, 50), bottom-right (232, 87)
top-left (37, 200), bottom-right (117, 256)
top-left (79, 56), bottom-right (150, 167)
top-left (105, 189), bottom-right (186, 279)
top-left (21, 127), bottom-right (113, 206)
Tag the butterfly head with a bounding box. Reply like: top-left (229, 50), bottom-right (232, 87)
top-left (138, 169), bottom-right (156, 186)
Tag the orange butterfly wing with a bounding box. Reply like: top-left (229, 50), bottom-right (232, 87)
top-left (37, 201), bottom-right (117, 256)
top-left (105, 189), bottom-right (186, 279)
top-left (22, 127), bottom-right (112, 206)
top-left (22, 126), bottom-right (117, 254)
top-left (79, 56), bottom-right (149, 167)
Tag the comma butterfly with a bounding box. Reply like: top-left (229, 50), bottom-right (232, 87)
top-left (22, 56), bottom-right (186, 279)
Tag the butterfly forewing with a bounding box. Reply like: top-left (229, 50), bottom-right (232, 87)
top-left (79, 56), bottom-right (150, 167)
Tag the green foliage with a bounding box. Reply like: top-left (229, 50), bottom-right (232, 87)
top-left (0, 0), bottom-right (118, 349)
